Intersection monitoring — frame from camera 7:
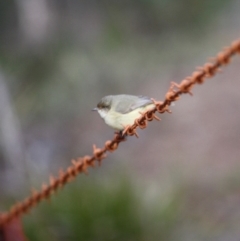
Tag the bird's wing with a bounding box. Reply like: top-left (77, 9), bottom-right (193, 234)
top-left (115, 95), bottom-right (153, 114)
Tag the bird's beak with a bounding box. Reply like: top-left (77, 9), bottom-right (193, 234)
top-left (92, 108), bottom-right (98, 111)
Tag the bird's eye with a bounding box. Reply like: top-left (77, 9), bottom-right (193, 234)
top-left (102, 104), bottom-right (109, 109)
top-left (97, 103), bottom-right (103, 108)
top-left (97, 102), bottom-right (109, 109)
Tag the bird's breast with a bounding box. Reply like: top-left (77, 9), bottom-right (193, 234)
top-left (104, 104), bottom-right (155, 130)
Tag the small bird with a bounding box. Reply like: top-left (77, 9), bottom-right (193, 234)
top-left (93, 94), bottom-right (155, 133)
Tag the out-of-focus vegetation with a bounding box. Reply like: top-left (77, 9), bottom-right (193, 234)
top-left (1, 0), bottom-right (240, 240)
top-left (23, 175), bottom-right (181, 241)
top-left (23, 173), bottom-right (240, 241)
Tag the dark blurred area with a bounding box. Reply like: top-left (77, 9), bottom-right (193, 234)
top-left (1, 0), bottom-right (240, 240)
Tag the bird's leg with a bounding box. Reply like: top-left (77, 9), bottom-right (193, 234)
top-left (114, 130), bottom-right (127, 141)
top-left (115, 130), bottom-right (123, 136)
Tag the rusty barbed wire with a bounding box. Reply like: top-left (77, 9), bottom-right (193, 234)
top-left (0, 39), bottom-right (240, 227)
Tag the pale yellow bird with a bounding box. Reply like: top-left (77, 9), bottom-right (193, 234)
top-left (93, 94), bottom-right (155, 133)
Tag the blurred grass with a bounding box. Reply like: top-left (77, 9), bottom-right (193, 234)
top-left (21, 171), bottom-right (240, 241)
top-left (23, 175), bottom-right (182, 241)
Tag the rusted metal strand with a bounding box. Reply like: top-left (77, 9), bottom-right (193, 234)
top-left (0, 39), bottom-right (240, 227)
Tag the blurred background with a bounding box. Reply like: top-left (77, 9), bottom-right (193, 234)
top-left (0, 0), bottom-right (240, 240)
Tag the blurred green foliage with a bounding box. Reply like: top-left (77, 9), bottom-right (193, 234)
top-left (0, 0), bottom-right (233, 48)
top-left (23, 176), bottom-right (182, 241)
top-left (103, 0), bottom-right (231, 35)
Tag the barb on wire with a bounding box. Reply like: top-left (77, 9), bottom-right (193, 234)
top-left (0, 39), bottom-right (240, 227)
